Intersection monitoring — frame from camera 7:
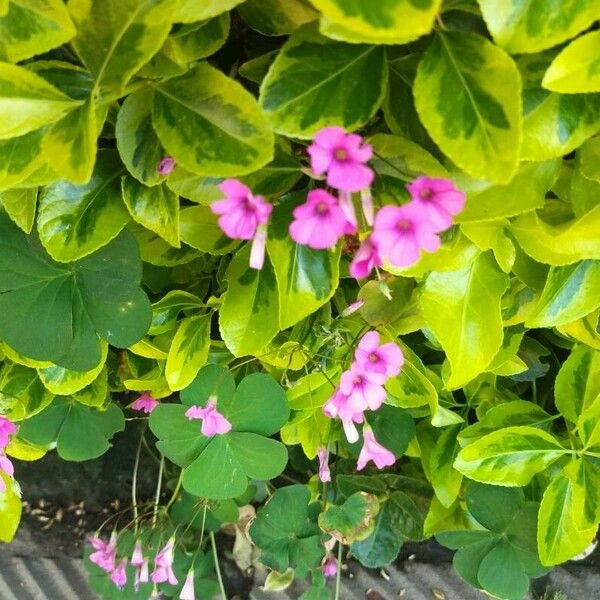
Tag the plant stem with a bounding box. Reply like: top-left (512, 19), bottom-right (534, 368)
top-left (164, 470), bottom-right (184, 513)
top-left (152, 456), bottom-right (164, 528)
top-left (131, 424), bottom-right (146, 531)
top-left (334, 542), bottom-right (342, 600)
top-left (210, 531), bottom-right (227, 600)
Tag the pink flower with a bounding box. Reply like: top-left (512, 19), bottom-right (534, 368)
top-left (349, 236), bottom-right (382, 279)
top-left (111, 558), bottom-right (128, 589)
top-left (0, 416), bottom-right (17, 449)
top-left (89, 533), bottom-right (117, 573)
top-left (132, 393), bottom-right (159, 414)
top-left (339, 365), bottom-right (387, 410)
top-left (0, 453), bottom-right (14, 493)
top-left (371, 203), bottom-right (441, 268)
top-left (317, 446), bottom-right (331, 483)
top-left (158, 156), bottom-right (176, 176)
top-left (322, 554), bottom-right (338, 578)
top-left (185, 399), bottom-right (232, 437)
top-left (289, 189), bottom-right (352, 250)
top-left (131, 541), bottom-right (149, 591)
top-left (151, 538), bottom-right (178, 585)
top-left (180, 569), bottom-right (195, 600)
top-left (308, 127), bottom-right (374, 192)
top-left (354, 332), bottom-right (403, 380)
top-left (406, 176), bottom-right (465, 232)
top-left (356, 426), bottom-right (395, 471)
top-left (323, 388), bottom-right (364, 444)
top-left (211, 179), bottom-right (272, 240)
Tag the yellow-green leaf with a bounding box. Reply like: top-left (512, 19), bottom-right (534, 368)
top-left (165, 313), bottom-right (211, 391)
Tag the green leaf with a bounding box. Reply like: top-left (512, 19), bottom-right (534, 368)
top-left (414, 31), bottom-right (521, 184)
top-left (37, 342), bottom-right (107, 395)
top-left (461, 220), bottom-right (515, 273)
top-left (148, 289), bottom-right (204, 336)
top-left (150, 368), bottom-right (289, 499)
top-left (318, 492), bottom-right (379, 544)
top-left (131, 223), bottom-right (200, 266)
top-left (0, 187), bottom-right (37, 233)
top-left (571, 457), bottom-right (600, 528)
top-left (543, 31), bottom-right (600, 93)
top-left (511, 205), bottom-right (600, 265)
top-left (454, 426), bottom-right (567, 486)
top-left (537, 467), bottom-right (597, 566)
top-left (268, 192), bottom-right (340, 330)
top-left (455, 160), bottom-right (560, 222)
top-left (19, 398), bottom-right (124, 461)
top-left (526, 261), bottom-right (600, 327)
top-left (555, 344), bottom-right (600, 423)
top-left (366, 404), bottom-right (415, 458)
top-left (42, 96), bottom-right (98, 184)
top-left (519, 55), bottom-right (600, 161)
top-left (313, 0), bottom-right (441, 44)
top-left (419, 424), bottom-right (463, 508)
top-left (0, 472), bottom-right (21, 543)
top-left (249, 485), bottom-right (325, 578)
top-left (122, 175), bottom-right (179, 247)
top-left (238, 0), bottom-right (317, 36)
top-left (0, 215), bottom-right (151, 371)
top-left (37, 149), bottom-right (130, 262)
top-left (0, 0), bottom-right (75, 63)
top-left (421, 252), bottom-right (509, 389)
top-left (0, 363), bottom-right (54, 420)
top-left (280, 370), bottom-right (338, 459)
top-left (0, 129), bottom-right (45, 191)
top-left (116, 88), bottom-right (168, 187)
top-left (68, 0), bottom-right (178, 97)
top-left (369, 133), bottom-right (448, 179)
top-left (179, 205), bottom-right (239, 255)
top-left (165, 313), bottom-right (211, 391)
top-left (0, 62), bottom-right (80, 139)
top-left (71, 368), bottom-right (108, 407)
top-left (478, 0), bottom-right (600, 54)
top-left (152, 62), bottom-right (274, 176)
top-left (259, 23), bottom-right (387, 138)
top-left (352, 490), bottom-right (427, 567)
top-left (163, 14), bottom-right (230, 63)
top-left (459, 401), bottom-right (553, 446)
top-left (219, 246), bottom-right (280, 357)
top-left (477, 541), bottom-right (530, 600)
top-left (579, 136), bottom-right (600, 183)
top-left (174, 0), bottom-right (244, 22)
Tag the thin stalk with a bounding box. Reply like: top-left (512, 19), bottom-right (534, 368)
top-left (164, 470), bottom-right (184, 513)
top-left (334, 542), bottom-right (342, 600)
top-left (131, 423), bottom-right (146, 531)
top-left (152, 456), bottom-right (164, 528)
top-left (210, 532), bottom-right (227, 600)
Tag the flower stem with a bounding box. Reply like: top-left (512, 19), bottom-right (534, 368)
top-left (152, 455), bottom-right (164, 528)
top-left (210, 531), bottom-right (227, 599)
top-left (131, 423), bottom-right (146, 531)
top-left (164, 469), bottom-right (183, 513)
top-left (334, 542), bottom-right (342, 600)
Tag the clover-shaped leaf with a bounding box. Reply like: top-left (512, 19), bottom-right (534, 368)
top-left (437, 483), bottom-right (549, 600)
top-left (318, 492), bottom-right (380, 545)
top-left (18, 398), bottom-right (124, 461)
top-left (149, 365), bottom-right (289, 499)
top-left (249, 485), bottom-right (325, 578)
top-left (0, 213), bottom-right (151, 371)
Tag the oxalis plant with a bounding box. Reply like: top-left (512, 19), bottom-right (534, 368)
top-left (0, 1), bottom-right (599, 600)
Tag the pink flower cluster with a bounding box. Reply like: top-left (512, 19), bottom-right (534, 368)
top-left (0, 416), bottom-right (17, 493)
top-left (319, 331), bottom-right (402, 474)
top-left (90, 535), bottom-right (196, 598)
top-left (352, 176), bottom-right (465, 277)
top-left (185, 398), bottom-right (231, 437)
top-left (210, 126), bottom-right (464, 280)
